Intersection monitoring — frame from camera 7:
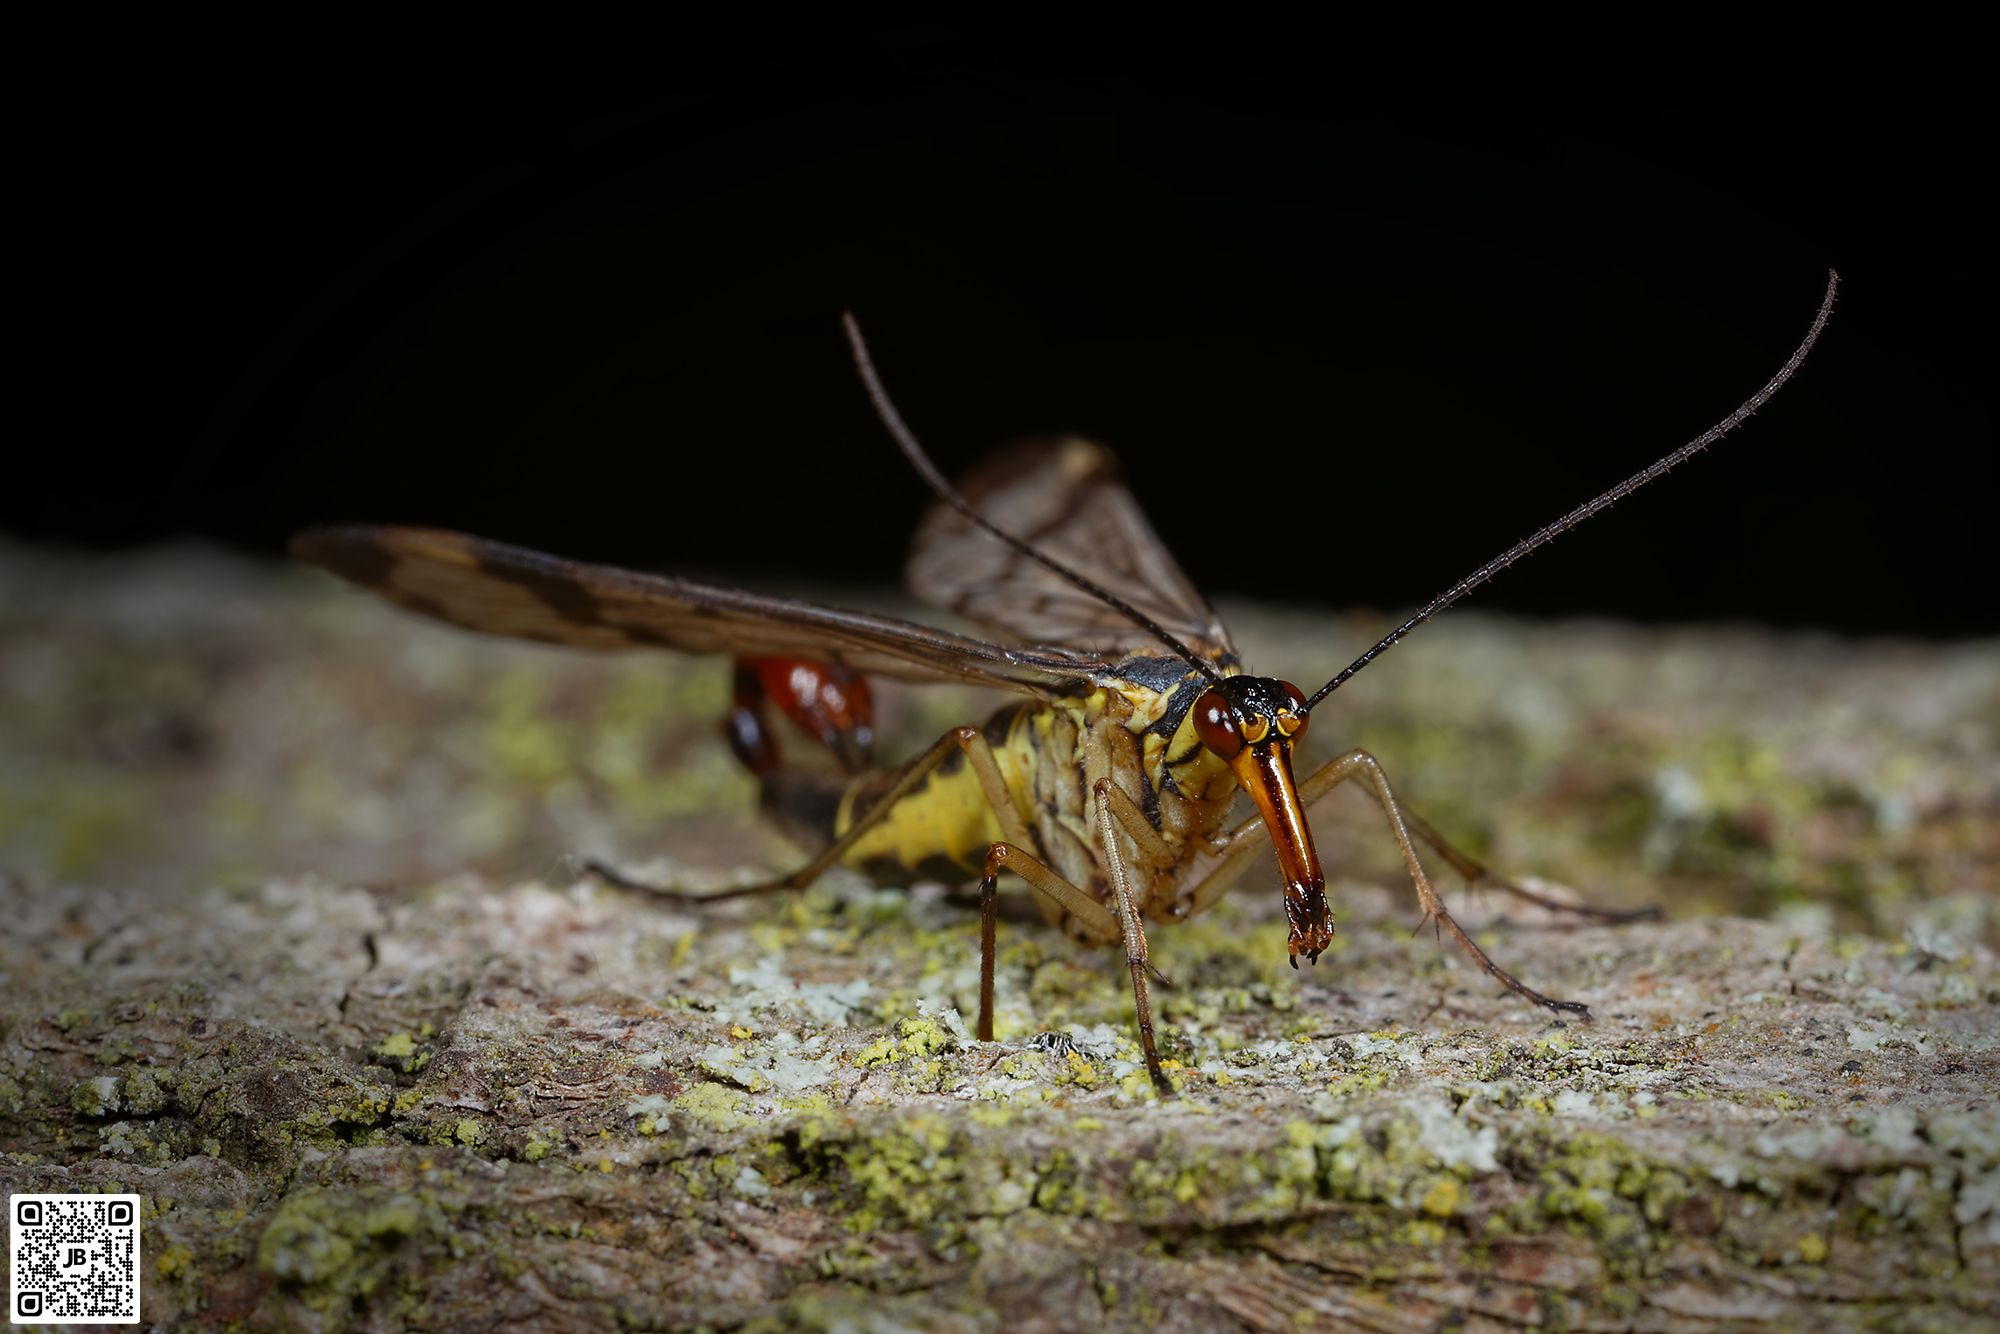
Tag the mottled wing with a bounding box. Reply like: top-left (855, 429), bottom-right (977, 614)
top-left (906, 438), bottom-right (1235, 663)
top-left (292, 526), bottom-right (1104, 694)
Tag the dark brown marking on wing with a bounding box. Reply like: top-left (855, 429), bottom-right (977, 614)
top-left (288, 530), bottom-right (454, 621)
top-left (292, 524), bottom-right (1117, 695)
top-left (290, 529), bottom-right (396, 589)
top-left (613, 622), bottom-right (673, 648)
top-left (474, 553), bottom-right (606, 627)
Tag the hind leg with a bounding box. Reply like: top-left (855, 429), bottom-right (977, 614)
top-left (589, 722), bottom-right (1021, 901)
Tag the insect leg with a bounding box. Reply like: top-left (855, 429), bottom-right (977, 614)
top-left (590, 723), bottom-right (1019, 902)
top-left (1092, 778), bottom-right (1174, 1096)
top-left (1089, 778), bottom-right (1183, 868)
top-left (975, 840), bottom-right (1122, 1043)
top-left (969, 777), bottom-right (1173, 1094)
top-left (1184, 807), bottom-right (1291, 918)
top-left (779, 725), bottom-right (1046, 893)
top-left (1392, 804), bottom-right (1660, 925)
top-left (1188, 778), bottom-right (1655, 926)
top-left (979, 874), bottom-right (997, 1044)
top-left (1184, 750), bottom-right (1589, 1016)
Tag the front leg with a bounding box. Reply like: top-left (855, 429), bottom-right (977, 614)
top-left (1195, 778), bottom-right (1650, 926)
top-left (970, 834), bottom-right (1173, 1096)
top-left (1091, 779), bottom-right (1174, 1095)
top-left (1185, 749), bottom-right (1590, 1016)
top-left (1009, 776), bottom-right (1185, 1094)
top-left (1391, 805), bottom-right (1660, 925)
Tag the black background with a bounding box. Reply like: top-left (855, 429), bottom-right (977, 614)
top-left (14, 35), bottom-right (1990, 636)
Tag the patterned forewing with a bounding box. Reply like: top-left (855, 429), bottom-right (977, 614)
top-left (292, 526), bottom-right (1103, 694)
top-left (906, 438), bottom-right (1234, 663)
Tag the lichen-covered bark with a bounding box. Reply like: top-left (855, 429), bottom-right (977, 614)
top-left (2, 546), bottom-right (1996, 1331)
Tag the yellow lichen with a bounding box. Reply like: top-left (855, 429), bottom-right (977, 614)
top-left (1420, 1177), bottom-right (1462, 1217)
top-left (853, 1016), bottom-right (955, 1070)
top-left (853, 1037), bottom-right (898, 1068)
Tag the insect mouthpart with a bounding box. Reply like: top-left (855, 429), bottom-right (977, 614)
top-left (1285, 876), bottom-right (1334, 969)
top-left (1193, 677), bottom-right (1332, 966)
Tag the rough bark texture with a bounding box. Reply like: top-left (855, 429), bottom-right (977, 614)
top-left (2, 545), bottom-right (1996, 1331)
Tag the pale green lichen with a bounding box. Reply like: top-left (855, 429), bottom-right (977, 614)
top-left (256, 1187), bottom-right (440, 1316)
top-left (68, 1074), bottom-right (119, 1116)
top-left (697, 1040), bottom-right (838, 1095)
top-left (664, 1082), bottom-right (755, 1131)
top-left (1518, 1128), bottom-right (1695, 1257)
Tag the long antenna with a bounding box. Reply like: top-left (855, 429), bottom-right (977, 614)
top-left (842, 312), bottom-right (1225, 684)
top-left (1304, 269), bottom-right (1840, 712)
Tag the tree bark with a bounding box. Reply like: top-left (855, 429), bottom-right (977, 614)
top-left (2, 546), bottom-right (1995, 1331)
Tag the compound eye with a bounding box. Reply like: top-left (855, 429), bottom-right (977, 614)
top-left (1274, 680), bottom-right (1310, 739)
top-left (1192, 689), bottom-right (1243, 759)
